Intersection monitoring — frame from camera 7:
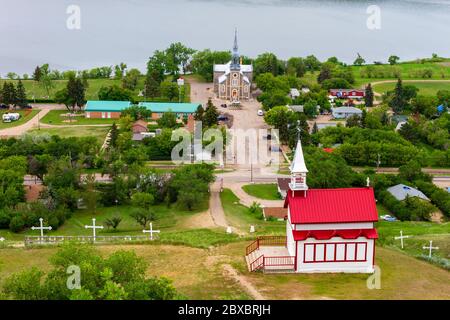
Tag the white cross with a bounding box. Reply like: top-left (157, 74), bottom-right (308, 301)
top-left (31, 218), bottom-right (52, 237)
top-left (423, 240), bottom-right (439, 258)
top-left (394, 230), bottom-right (411, 249)
top-left (143, 222), bottom-right (160, 240)
top-left (85, 218), bottom-right (103, 242)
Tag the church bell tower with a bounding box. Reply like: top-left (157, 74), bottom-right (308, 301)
top-left (289, 139), bottom-right (309, 197)
top-left (231, 28), bottom-right (241, 71)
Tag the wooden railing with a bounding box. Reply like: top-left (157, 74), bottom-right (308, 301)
top-left (264, 256), bottom-right (295, 268)
top-left (250, 255), bottom-right (265, 272)
top-left (245, 236), bottom-right (287, 256)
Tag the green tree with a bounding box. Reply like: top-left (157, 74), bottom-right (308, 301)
top-left (388, 55), bottom-right (400, 65)
top-left (194, 105), bottom-right (204, 121)
top-left (122, 68), bottom-right (141, 90)
top-left (304, 55), bottom-right (321, 72)
top-left (254, 52), bottom-right (282, 76)
top-left (353, 53), bottom-right (366, 66)
top-left (203, 99), bottom-right (219, 127)
top-left (157, 111), bottom-right (178, 128)
top-left (189, 50), bottom-right (231, 81)
top-left (365, 83), bottom-right (374, 107)
top-left (389, 78), bottom-right (406, 113)
top-left (144, 70), bottom-right (160, 99)
top-left (164, 42), bottom-right (196, 76)
top-left (121, 105), bottom-right (151, 121)
top-left (160, 81), bottom-right (179, 101)
top-left (286, 57), bottom-right (306, 77)
top-left (33, 66), bottom-right (42, 82)
top-left (98, 85), bottom-right (133, 101)
top-left (104, 215), bottom-right (122, 230)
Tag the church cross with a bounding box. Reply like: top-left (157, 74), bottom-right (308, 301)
top-left (143, 222), bottom-right (160, 240)
top-left (31, 218), bottom-right (52, 237)
top-left (85, 218), bottom-right (104, 241)
top-left (394, 230), bottom-right (411, 249)
top-left (423, 240), bottom-right (439, 258)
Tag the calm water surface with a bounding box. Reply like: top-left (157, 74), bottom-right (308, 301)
top-left (1, 0), bottom-right (450, 74)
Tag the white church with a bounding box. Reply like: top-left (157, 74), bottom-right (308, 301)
top-left (245, 139), bottom-right (379, 273)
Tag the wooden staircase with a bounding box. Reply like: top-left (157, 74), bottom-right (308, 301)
top-left (245, 237), bottom-right (296, 273)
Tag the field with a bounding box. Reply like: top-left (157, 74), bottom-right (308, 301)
top-left (40, 110), bottom-right (118, 125)
top-left (0, 79), bottom-right (123, 101)
top-left (28, 126), bottom-right (110, 143)
top-left (0, 109), bottom-right (39, 129)
top-left (0, 241), bottom-right (449, 299)
top-left (241, 183), bottom-right (281, 200)
top-left (372, 80), bottom-right (450, 96)
top-left (0, 78), bottom-right (191, 103)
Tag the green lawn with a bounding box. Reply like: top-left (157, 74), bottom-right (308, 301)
top-left (29, 126), bottom-right (110, 143)
top-left (0, 109), bottom-right (39, 129)
top-left (0, 79), bottom-right (123, 101)
top-left (220, 188), bottom-right (285, 235)
top-left (372, 81), bottom-right (450, 96)
top-left (40, 110), bottom-right (118, 125)
top-left (241, 183), bottom-right (281, 200)
top-left (0, 78), bottom-right (191, 103)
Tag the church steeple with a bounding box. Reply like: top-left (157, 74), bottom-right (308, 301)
top-left (231, 28), bottom-right (241, 70)
top-left (289, 139), bottom-right (309, 196)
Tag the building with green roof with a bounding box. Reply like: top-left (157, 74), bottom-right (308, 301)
top-left (85, 100), bottom-right (131, 119)
top-left (138, 102), bottom-right (201, 119)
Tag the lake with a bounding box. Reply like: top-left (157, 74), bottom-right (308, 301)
top-left (1, 0), bottom-right (450, 75)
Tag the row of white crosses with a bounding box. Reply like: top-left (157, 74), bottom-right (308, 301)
top-left (394, 230), bottom-right (439, 258)
top-left (30, 218), bottom-right (160, 242)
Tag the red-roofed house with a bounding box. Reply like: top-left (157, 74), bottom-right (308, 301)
top-left (245, 139), bottom-right (378, 274)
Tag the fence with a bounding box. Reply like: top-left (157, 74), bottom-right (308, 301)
top-left (24, 235), bottom-right (159, 246)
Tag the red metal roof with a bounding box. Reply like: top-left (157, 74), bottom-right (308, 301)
top-left (293, 228), bottom-right (378, 241)
top-left (284, 188), bottom-right (378, 224)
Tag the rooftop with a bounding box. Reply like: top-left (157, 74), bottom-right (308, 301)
top-left (284, 187), bottom-right (378, 224)
top-left (138, 102), bottom-right (201, 113)
top-left (85, 100), bottom-right (131, 112)
top-left (387, 184), bottom-right (430, 202)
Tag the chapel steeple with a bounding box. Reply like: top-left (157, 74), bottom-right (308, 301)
top-left (231, 28), bottom-right (241, 70)
top-left (289, 138), bottom-right (309, 196)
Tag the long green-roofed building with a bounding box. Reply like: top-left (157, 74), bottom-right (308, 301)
top-left (84, 101), bottom-right (201, 119)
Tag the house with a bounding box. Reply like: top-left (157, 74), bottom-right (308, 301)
top-left (316, 122), bottom-right (338, 130)
top-left (329, 89), bottom-right (365, 100)
top-left (245, 139), bottom-right (378, 273)
top-left (132, 120), bottom-right (148, 134)
top-left (85, 101), bottom-right (131, 119)
top-left (289, 88), bottom-right (300, 99)
top-left (213, 30), bottom-right (253, 103)
top-left (287, 105), bottom-right (304, 113)
top-left (138, 102), bottom-right (200, 120)
top-left (263, 207), bottom-right (288, 221)
top-left (331, 106), bottom-right (363, 119)
top-left (387, 184), bottom-right (430, 202)
top-left (277, 178), bottom-right (290, 198)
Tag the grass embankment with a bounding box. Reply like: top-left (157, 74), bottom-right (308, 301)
top-left (241, 183), bottom-right (281, 200)
top-left (0, 110), bottom-right (39, 129)
top-left (220, 189), bottom-right (285, 235)
top-left (29, 127), bottom-right (110, 143)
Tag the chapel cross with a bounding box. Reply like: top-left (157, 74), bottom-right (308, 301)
top-left (31, 218), bottom-right (52, 237)
top-left (423, 240), bottom-right (439, 258)
top-left (85, 218), bottom-right (104, 242)
top-left (394, 230), bottom-right (411, 249)
top-left (143, 222), bottom-right (160, 240)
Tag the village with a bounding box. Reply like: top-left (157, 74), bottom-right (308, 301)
top-left (0, 30), bottom-right (449, 301)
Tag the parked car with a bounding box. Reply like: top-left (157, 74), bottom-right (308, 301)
top-left (23, 105), bottom-right (33, 109)
top-left (217, 115), bottom-right (228, 121)
top-left (257, 109), bottom-right (264, 116)
top-left (0, 104), bottom-right (9, 109)
top-left (380, 215), bottom-right (397, 222)
top-left (221, 104), bottom-right (228, 108)
top-left (2, 113), bottom-right (20, 123)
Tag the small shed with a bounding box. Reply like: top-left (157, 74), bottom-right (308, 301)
top-left (262, 207), bottom-right (288, 221)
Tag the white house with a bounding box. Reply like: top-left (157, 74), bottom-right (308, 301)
top-left (245, 139), bottom-right (378, 274)
top-left (332, 106), bottom-right (363, 119)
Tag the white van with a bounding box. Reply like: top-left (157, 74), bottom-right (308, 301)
top-left (257, 110), bottom-right (264, 116)
top-left (2, 113), bottom-right (20, 123)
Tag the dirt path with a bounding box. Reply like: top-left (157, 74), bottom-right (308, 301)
top-left (0, 108), bottom-right (49, 137)
top-left (209, 180), bottom-right (228, 228)
top-left (222, 264), bottom-right (265, 300)
top-left (368, 79), bottom-right (450, 96)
